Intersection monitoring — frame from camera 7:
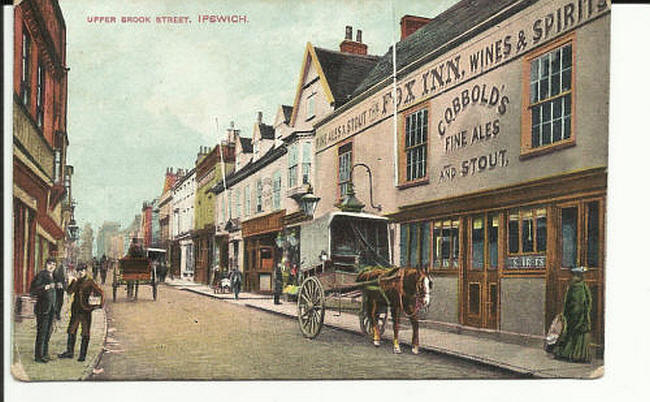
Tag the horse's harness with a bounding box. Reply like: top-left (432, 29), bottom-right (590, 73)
top-left (368, 268), bottom-right (426, 319)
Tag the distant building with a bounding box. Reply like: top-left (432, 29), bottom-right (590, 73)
top-left (171, 168), bottom-right (196, 279)
top-left (95, 221), bottom-right (120, 258)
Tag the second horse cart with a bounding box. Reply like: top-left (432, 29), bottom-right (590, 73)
top-left (112, 248), bottom-right (165, 301)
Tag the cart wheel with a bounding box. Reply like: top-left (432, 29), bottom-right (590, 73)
top-left (359, 294), bottom-right (387, 339)
top-left (152, 282), bottom-right (158, 301)
top-left (297, 276), bottom-right (325, 339)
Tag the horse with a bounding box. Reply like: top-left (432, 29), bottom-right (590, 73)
top-left (357, 267), bottom-right (433, 354)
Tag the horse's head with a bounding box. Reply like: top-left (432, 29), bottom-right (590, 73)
top-left (410, 268), bottom-right (433, 314)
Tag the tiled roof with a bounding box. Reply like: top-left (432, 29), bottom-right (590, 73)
top-left (352, 0), bottom-right (529, 98)
top-left (259, 123), bottom-right (275, 140)
top-left (312, 47), bottom-right (380, 107)
top-left (239, 137), bottom-right (253, 153)
top-left (281, 105), bottom-right (293, 123)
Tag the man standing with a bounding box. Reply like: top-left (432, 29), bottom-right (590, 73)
top-left (553, 266), bottom-right (593, 363)
top-left (273, 263), bottom-right (283, 305)
top-left (229, 268), bottom-right (242, 300)
top-left (58, 263), bottom-right (104, 362)
top-left (53, 260), bottom-right (67, 321)
top-left (99, 256), bottom-right (108, 285)
top-left (29, 257), bottom-right (57, 363)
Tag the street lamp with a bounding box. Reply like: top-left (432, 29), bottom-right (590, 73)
top-left (67, 218), bottom-right (79, 242)
top-left (299, 184), bottom-right (320, 217)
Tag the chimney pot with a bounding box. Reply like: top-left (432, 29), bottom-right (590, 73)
top-left (345, 26), bottom-right (352, 40)
top-left (257, 111), bottom-right (263, 123)
top-left (356, 29), bottom-right (362, 43)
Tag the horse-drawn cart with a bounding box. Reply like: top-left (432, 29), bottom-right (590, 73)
top-left (112, 248), bottom-right (164, 302)
top-left (296, 212), bottom-right (393, 339)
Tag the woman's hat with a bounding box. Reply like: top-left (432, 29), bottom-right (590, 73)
top-left (570, 266), bottom-right (587, 273)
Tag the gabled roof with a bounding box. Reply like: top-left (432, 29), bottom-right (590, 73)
top-left (352, 0), bottom-right (527, 98)
top-left (259, 123), bottom-right (275, 140)
top-left (281, 105), bottom-right (293, 123)
top-left (289, 42), bottom-right (379, 125)
top-left (239, 137), bottom-right (253, 153)
top-left (312, 47), bottom-right (379, 107)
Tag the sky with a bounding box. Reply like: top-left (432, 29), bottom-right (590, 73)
top-left (59, 0), bottom-right (458, 233)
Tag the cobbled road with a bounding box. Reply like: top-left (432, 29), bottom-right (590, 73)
top-left (92, 284), bottom-right (515, 380)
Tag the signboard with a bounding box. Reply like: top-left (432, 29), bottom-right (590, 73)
top-left (506, 254), bottom-right (546, 269)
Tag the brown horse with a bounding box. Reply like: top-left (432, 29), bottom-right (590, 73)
top-left (358, 267), bottom-right (433, 354)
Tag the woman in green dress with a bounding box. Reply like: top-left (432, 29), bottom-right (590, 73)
top-left (554, 266), bottom-right (592, 363)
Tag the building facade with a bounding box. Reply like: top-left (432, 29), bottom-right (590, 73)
top-left (313, 0), bottom-right (609, 352)
top-left (171, 168), bottom-right (196, 279)
top-left (13, 0), bottom-right (71, 297)
top-left (96, 221), bottom-right (120, 258)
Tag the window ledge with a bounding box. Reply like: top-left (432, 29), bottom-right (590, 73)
top-left (397, 178), bottom-right (429, 190)
top-left (520, 140), bottom-right (576, 160)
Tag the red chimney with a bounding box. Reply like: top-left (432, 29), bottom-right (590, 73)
top-left (400, 15), bottom-right (432, 40)
top-left (339, 27), bottom-right (368, 56)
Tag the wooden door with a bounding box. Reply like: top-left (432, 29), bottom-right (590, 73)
top-left (463, 213), bottom-right (500, 329)
top-left (552, 199), bottom-right (605, 351)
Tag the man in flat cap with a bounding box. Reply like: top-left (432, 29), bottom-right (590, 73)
top-left (553, 266), bottom-right (593, 363)
top-left (58, 263), bottom-right (104, 362)
top-left (29, 257), bottom-right (57, 363)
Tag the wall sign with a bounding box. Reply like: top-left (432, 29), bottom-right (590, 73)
top-left (507, 254), bottom-right (546, 269)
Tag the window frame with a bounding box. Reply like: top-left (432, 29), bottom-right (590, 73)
top-left (256, 178), bottom-right (263, 213)
top-left (288, 143), bottom-right (298, 188)
top-left (399, 103), bottom-right (430, 187)
top-left (337, 141), bottom-right (353, 200)
top-left (302, 141), bottom-right (312, 185)
top-left (36, 61), bottom-right (45, 128)
top-left (521, 33), bottom-right (577, 159)
top-left (21, 29), bottom-right (31, 108)
top-left (505, 207), bottom-right (548, 272)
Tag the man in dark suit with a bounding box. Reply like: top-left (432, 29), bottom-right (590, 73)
top-left (58, 263), bottom-right (104, 362)
top-left (29, 257), bottom-right (57, 363)
top-left (53, 261), bottom-right (67, 320)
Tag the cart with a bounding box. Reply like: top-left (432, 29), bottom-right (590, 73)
top-left (112, 248), bottom-right (164, 302)
top-left (296, 211), bottom-right (394, 339)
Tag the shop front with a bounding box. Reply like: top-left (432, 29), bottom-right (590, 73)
top-left (391, 168), bottom-right (606, 353)
top-left (241, 210), bottom-right (285, 293)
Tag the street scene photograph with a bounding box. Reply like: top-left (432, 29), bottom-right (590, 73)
top-left (9, 0), bottom-right (637, 395)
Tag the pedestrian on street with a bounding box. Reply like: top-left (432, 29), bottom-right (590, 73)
top-left (273, 263), bottom-right (283, 305)
top-left (29, 257), bottom-right (57, 363)
top-left (53, 260), bottom-right (68, 321)
top-left (100, 257), bottom-right (108, 285)
top-left (229, 268), bottom-right (242, 300)
top-left (91, 256), bottom-right (99, 280)
top-left (58, 263), bottom-right (104, 362)
top-left (553, 266), bottom-right (593, 363)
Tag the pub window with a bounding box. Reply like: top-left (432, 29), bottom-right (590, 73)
top-left (403, 108), bottom-right (428, 182)
top-left (471, 213), bottom-right (500, 270)
top-left (471, 216), bottom-right (484, 270)
top-left (272, 170), bottom-right (282, 210)
top-left (523, 35), bottom-right (575, 155)
top-left (399, 221), bottom-right (431, 269)
top-left (302, 142), bottom-right (312, 185)
top-left (256, 178), bottom-right (263, 213)
top-left (338, 142), bottom-right (352, 198)
top-left (561, 206), bottom-right (578, 268)
top-left (507, 208), bottom-right (547, 269)
top-left (432, 218), bottom-right (459, 269)
top-left (288, 144), bottom-right (298, 188)
top-left (21, 30), bottom-right (31, 107)
top-left (37, 62), bottom-right (45, 128)
top-left (488, 213), bottom-right (499, 269)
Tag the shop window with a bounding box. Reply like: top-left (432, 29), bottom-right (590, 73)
top-left (471, 217), bottom-right (484, 270)
top-left (488, 214), bottom-right (499, 269)
top-left (338, 142), bottom-right (352, 198)
top-left (302, 142), bottom-right (312, 185)
top-left (402, 107), bottom-right (428, 183)
top-left (561, 206), bottom-right (578, 268)
top-left (288, 144), bottom-right (298, 188)
top-left (507, 208), bottom-right (547, 269)
top-left (432, 219), bottom-right (459, 270)
top-left (36, 62), bottom-right (45, 128)
top-left (522, 35), bottom-right (575, 157)
top-left (399, 222), bottom-right (430, 269)
top-left (21, 30), bottom-right (31, 107)
top-left (587, 201), bottom-right (600, 267)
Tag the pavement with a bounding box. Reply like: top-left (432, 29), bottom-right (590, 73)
top-left (167, 278), bottom-right (604, 379)
top-left (10, 292), bottom-right (108, 382)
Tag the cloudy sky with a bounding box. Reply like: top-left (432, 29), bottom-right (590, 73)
top-left (59, 0), bottom-right (457, 232)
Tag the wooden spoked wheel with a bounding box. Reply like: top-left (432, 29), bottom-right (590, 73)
top-left (359, 294), bottom-right (388, 339)
top-left (297, 276), bottom-right (325, 339)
